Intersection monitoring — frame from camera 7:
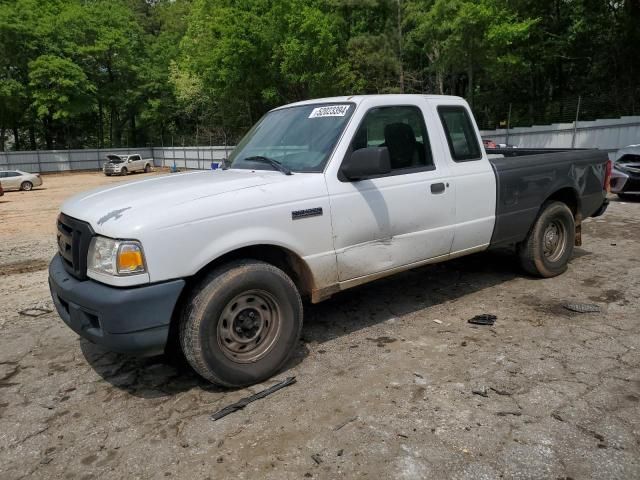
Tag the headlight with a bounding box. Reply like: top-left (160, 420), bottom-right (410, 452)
top-left (87, 236), bottom-right (147, 276)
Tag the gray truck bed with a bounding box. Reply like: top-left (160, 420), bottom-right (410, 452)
top-left (488, 149), bottom-right (609, 247)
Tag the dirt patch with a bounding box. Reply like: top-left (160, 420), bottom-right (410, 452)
top-left (0, 259), bottom-right (49, 276)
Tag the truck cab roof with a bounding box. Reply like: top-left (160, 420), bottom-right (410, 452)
top-left (273, 94), bottom-right (468, 111)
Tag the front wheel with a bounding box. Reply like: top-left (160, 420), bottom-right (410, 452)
top-left (20, 181), bottom-right (33, 191)
top-left (518, 201), bottom-right (575, 278)
top-left (120, 168), bottom-right (128, 176)
top-left (179, 260), bottom-right (303, 387)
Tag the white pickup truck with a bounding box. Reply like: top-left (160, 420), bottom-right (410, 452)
top-left (49, 95), bottom-right (610, 387)
top-left (103, 153), bottom-right (153, 176)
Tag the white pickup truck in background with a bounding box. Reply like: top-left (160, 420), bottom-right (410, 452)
top-left (50, 94), bottom-right (610, 387)
top-left (103, 153), bottom-right (153, 176)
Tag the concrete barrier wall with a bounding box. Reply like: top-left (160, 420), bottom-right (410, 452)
top-left (0, 146), bottom-right (234, 173)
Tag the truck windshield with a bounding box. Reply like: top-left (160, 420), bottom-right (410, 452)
top-left (229, 103), bottom-right (354, 173)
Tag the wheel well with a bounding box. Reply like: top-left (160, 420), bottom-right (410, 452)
top-left (545, 187), bottom-right (580, 219)
top-left (190, 245), bottom-right (314, 298)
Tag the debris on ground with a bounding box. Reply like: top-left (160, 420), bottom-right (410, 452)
top-left (334, 416), bottom-right (358, 431)
top-left (490, 387), bottom-right (512, 396)
top-left (18, 307), bottom-right (52, 318)
top-left (468, 314), bottom-right (497, 326)
top-left (432, 319), bottom-right (443, 324)
top-left (563, 303), bottom-right (601, 313)
top-left (472, 387), bottom-right (489, 397)
top-left (311, 454), bottom-right (322, 465)
top-left (211, 377), bottom-right (296, 421)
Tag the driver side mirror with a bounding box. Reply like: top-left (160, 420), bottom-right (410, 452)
top-left (341, 147), bottom-right (391, 181)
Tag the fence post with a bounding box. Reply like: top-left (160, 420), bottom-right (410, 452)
top-left (196, 133), bottom-right (200, 170)
top-left (571, 95), bottom-right (582, 148)
top-left (36, 146), bottom-right (42, 173)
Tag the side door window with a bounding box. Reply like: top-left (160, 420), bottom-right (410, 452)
top-left (351, 106), bottom-right (434, 173)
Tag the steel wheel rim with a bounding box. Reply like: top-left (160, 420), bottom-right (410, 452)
top-left (217, 289), bottom-right (282, 363)
top-left (543, 220), bottom-right (566, 262)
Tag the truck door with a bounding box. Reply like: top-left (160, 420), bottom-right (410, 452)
top-left (129, 155), bottom-right (142, 171)
top-left (436, 105), bottom-right (496, 253)
top-left (326, 102), bottom-right (455, 281)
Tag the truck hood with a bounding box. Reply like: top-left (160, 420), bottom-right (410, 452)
top-left (61, 169), bottom-right (291, 234)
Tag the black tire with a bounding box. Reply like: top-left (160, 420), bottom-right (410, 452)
top-left (144, 164), bottom-right (151, 173)
top-left (518, 201), bottom-right (575, 278)
top-left (20, 181), bottom-right (33, 191)
top-left (179, 259), bottom-right (303, 387)
top-left (121, 167), bottom-right (128, 176)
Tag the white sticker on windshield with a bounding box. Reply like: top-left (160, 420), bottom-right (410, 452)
top-left (308, 105), bottom-right (350, 118)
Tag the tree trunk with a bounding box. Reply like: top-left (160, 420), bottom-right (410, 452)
top-left (467, 63), bottom-right (474, 109)
top-left (0, 126), bottom-right (5, 152)
top-left (109, 108), bottom-right (114, 148)
top-left (397, 0), bottom-right (404, 93)
top-left (29, 125), bottom-right (36, 150)
top-left (12, 126), bottom-right (20, 151)
top-left (130, 113), bottom-right (136, 147)
top-left (98, 99), bottom-right (104, 149)
top-left (43, 118), bottom-right (53, 150)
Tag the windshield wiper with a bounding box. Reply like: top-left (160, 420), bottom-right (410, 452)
top-left (243, 156), bottom-right (293, 175)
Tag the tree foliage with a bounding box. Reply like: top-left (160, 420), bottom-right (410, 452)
top-left (1, 0), bottom-right (639, 150)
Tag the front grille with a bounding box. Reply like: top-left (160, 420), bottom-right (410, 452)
top-left (57, 213), bottom-right (94, 280)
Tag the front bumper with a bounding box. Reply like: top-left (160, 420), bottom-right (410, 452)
top-left (48, 254), bottom-right (185, 356)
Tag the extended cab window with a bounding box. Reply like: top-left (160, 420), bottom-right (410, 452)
top-left (438, 106), bottom-right (482, 161)
top-left (352, 106), bottom-right (433, 171)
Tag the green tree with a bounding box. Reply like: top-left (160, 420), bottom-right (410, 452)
top-left (29, 55), bottom-right (96, 148)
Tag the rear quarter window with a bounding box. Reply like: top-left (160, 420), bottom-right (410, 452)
top-left (438, 106), bottom-right (482, 161)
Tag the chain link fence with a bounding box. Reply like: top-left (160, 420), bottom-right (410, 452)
top-left (474, 89), bottom-right (640, 131)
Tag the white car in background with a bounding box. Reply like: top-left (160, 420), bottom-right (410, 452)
top-left (0, 170), bottom-right (43, 191)
top-left (103, 154), bottom-right (153, 176)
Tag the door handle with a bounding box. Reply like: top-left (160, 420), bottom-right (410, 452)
top-left (430, 182), bottom-right (446, 194)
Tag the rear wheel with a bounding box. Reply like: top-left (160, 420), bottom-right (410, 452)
top-left (518, 201), bottom-right (575, 278)
top-left (144, 164), bottom-right (151, 173)
top-left (20, 181), bottom-right (33, 191)
top-left (179, 260), bottom-right (303, 387)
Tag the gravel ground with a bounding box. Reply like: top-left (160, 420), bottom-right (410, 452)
top-left (1, 172), bottom-right (639, 479)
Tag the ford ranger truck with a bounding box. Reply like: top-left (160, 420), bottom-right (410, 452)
top-left (49, 95), bottom-right (610, 387)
